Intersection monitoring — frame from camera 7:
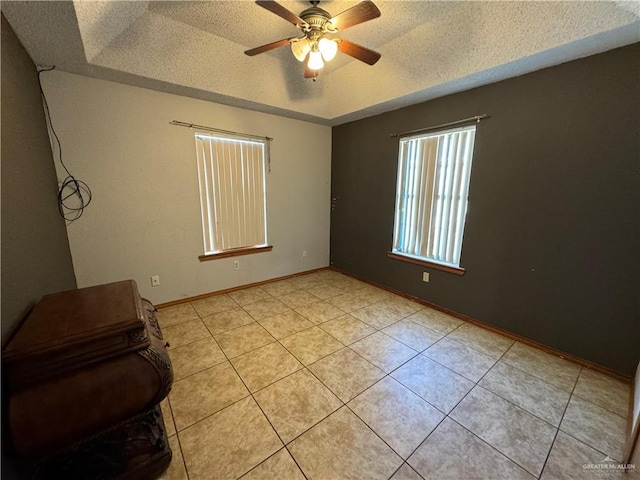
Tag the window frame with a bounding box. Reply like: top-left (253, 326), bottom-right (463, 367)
top-left (388, 124), bottom-right (477, 275)
top-left (194, 132), bottom-right (272, 261)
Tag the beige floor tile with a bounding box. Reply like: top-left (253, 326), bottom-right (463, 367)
top-left (279, 290), bottom-right (321, 309)
top-left (163, 319), bottom-right (211, 350)
top-left (288, 275), bottom-right (323, 289)
top-left (231, 342), bottom-right (303, 392)
top-left (351, 332), bottom-right (417, 373)
top-left (201, 308), bottom-right (255, 335)
top-left (352, 303), bottom-right (404, 329)
top-left (228, 286), bottom-right (273, 306)
top-left (308, 347), bottom-right (386, 402)
top-left (311, 270), bottom-right (345, 283)
top-left (289, 406), bottom-right (402, 480)
top-left (280, 326), bottom-right (344, 365)
top-left (450, 386), bottom-right (556, 477)
top-left (350, 283), bottom-right (386, 295)
top-left (352, 280), bottom-right (379, 291)
top-left (501, 342), bottom-right (580, 392)
top-left (328, 293), bottom-right (373, 312)
top-left (406, 308), bottom-right (463, 334)
top-left (258, 310), bottom-right (313, 339)
top-left (157, 303), bottom-right (199, 328)
top-left (376, 296), bottom-right (423, 318)
top-left (348, 377), bottom-right (444, 459)
top-left (408, 418), bottom-right (535, 480)
top-left (479, 361), bottom-right (571, 426)
top-left (191, 294), bottom-right (238, 317)
top-left (572, 369), bottom-right (630, 417)
top-left (214, 322), bottom-right (276, 358)
top-left (331, 276), bottom-right (368, 293)
top-left (243, 297), bottom-right (291, 321)
top-left (423, 337), bottom-right (496, 382)
top-left (179, 397), bottom-right (282, 480)
top-left (169, 361), bottom-right (249, 431)
top-left (153, 279), bottom-right (629, 480)
top-left (382, 320), bottom-right (443, 351)
top-left (159, 435), bottom-right (188, 480)
top-left (168, 337), bottom-right (227, 381)
top-left (560, 395), bottom-right (627, 461)
top-left (319, 314), bottom-right (376, 345)
top-left (160, 399), bottom-right (176, 437)
top-left (253, 369), bottom-right (342, 443)
top-left (261, 280), bottom-right (299, 297)
top-left (295, 301), bottom-right (345, 324)
top-left (541, 431), bottom-right (625, 480)
top-left (391, 355), bottom-right (474, 414)
top-left (446, 322), bottom-right (514, 359)
top-left (354, 287), bottom-right (393, 303)
top-left (390, 463), bottom-right (423, 480)
top-left (304, 283), bottom-right (344, 300)
top-left (241, 448), bottom-right (305, 480)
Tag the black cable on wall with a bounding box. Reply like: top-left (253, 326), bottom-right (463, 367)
top-left (37, 66), bottom-right (92, 223)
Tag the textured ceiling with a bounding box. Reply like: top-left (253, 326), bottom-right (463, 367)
top-left (3, 1), bottom-right (639, 125)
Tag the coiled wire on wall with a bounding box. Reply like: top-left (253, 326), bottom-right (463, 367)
top-left (37, 66), bottom-right (92, 223)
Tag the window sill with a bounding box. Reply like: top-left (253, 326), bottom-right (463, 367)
top-left (386, 252), bottom-right (466, 276)
top-left (199, 245), bottom-right (273, 262)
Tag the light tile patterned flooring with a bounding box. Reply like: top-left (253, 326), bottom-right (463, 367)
top-left (156, 270), bottom-right (633, 480)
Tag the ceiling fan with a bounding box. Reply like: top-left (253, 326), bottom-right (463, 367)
top-left (244, 0), bottom-right (382, 79)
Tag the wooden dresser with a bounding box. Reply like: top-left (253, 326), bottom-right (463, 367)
top-left (2, 280), bottom-right (174, 479)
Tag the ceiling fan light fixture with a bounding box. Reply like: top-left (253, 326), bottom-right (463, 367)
top-left (308, 49), bottom-right (324, 70)
top-left (291, 37), bottom-right (311, 62)
top-left (247, 0), bottom-right (382, 78)
top-left (318, 37), bottom-right (338, 61)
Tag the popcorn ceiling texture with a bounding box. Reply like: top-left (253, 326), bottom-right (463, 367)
top-left (3, 1), bottom-right (639, 125)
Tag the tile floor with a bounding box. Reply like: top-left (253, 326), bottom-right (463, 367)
top-left (156, 270), bottom-right (634, 480)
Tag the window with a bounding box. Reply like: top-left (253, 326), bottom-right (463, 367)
top-left (390, 125), bottom-right (477, 273)
top-left (195, 133), bottom-right (271, 259)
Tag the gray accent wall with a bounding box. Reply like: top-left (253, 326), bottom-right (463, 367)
top-left (1, 14), bottom-right (77, 345)
top-left (330, 44), bottom-right (640, 376)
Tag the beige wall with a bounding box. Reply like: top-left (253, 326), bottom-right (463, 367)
top-left (42, 71), bottom-right (331, 304)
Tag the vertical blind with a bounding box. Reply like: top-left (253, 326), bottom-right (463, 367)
top-left (392, 125), bottom-right (476, 267)
top-left (195, 134), bottom-right (268, 254)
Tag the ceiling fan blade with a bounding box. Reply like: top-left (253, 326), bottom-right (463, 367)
top-left (329, 0), bottom-right (381, 31)
top-left (244, 38), bottom-right (294, 56)
top-left (256, 1), bottom-right (306, 27)
top-left (337, 39), bottom-right (381, 65)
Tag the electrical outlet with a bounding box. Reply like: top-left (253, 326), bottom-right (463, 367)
top-left (151, 275), bottom-right (160, 287)
top-left (233, 260), bottom-right (240, 270)
top-left (422, 272), bottom-right (430, 283)
top-left (302, 250), bottom-right (308, 259)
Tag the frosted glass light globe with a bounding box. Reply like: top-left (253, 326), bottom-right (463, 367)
top-left (308, 50), bottom-right (324, 70)
top-left (318, 37), bottom-right (338, 61)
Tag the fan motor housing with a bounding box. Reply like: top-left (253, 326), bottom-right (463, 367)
top-left (300, 6), bottom-right (333, 31)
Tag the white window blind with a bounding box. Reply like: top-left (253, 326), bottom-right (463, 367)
top-left (195, 134), bottom-right (268, 254)
top-left (392, 125), bottom-right (476, 267)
